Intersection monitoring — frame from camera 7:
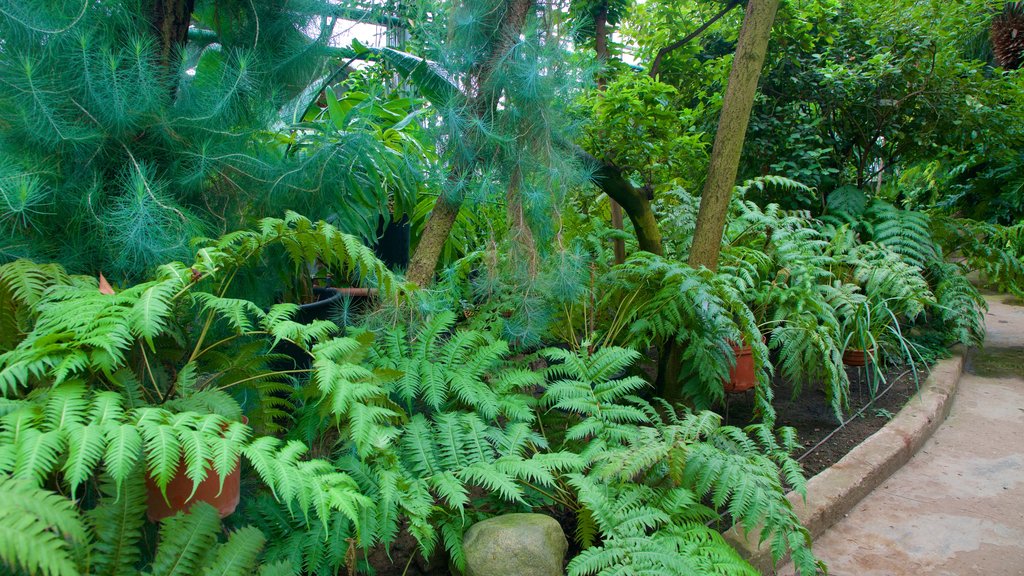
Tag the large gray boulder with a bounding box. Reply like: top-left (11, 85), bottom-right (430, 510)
top-left (463, 513), bottom-right (568, 576)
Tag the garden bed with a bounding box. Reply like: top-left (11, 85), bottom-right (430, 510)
top-left (722, 363), bottom-right (928, 477)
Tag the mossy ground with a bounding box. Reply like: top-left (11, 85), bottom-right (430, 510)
top-left (967, 347), bottom-right (1024, 379)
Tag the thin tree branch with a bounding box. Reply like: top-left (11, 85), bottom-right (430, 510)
top-left (648, 0), bottom-right (742, 79)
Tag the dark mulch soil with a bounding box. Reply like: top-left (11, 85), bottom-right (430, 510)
top-left (720, 363), bottom-right (926, 478)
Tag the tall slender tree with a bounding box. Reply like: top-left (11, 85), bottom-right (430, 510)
top-left (405, 0), bottom-right (536, 286)
top-left (689, 0), bottom-right (780, 271)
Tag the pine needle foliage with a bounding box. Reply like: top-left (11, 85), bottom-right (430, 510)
top-left (0, 0), bottom-right (423, 280)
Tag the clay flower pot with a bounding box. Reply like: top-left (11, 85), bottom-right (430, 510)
top-left (724, 343), bottom-right (757, 394)
top-left (842, 348), bottom-right (874, 367)
top-left (145, 417), bottom-right (246, 522)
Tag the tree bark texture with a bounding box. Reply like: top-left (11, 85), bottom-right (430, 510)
top-left (406, 195), bottom-right (463, 286)
top-left (688, 0), bottom-right (779, 272)
top-left (593, 3), bottom-right (627, 265)
top-left (149, 0), bottom-right (195, 68)
top-left (406, 0), bottom-right (535, 287)
top-left (592, 161), bottom-right (663, 256)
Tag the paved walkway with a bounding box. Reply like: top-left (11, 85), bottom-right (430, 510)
top-left (779, 295), bottom-right (1024, 575)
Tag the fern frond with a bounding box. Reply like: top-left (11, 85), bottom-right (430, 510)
top-left (150, 503), bottom-right (221, 576)
top-left (86, 473), bottom-right (147, 576)
top-left (0, 476), bottom-right (85, 576)
top-left (62, 423), bottom-right (106, 495)
top-left (200, 526), bottom-right (267, 576)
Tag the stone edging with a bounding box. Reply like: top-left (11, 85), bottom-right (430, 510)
top-left (724, 351), bottom-right (966, 574)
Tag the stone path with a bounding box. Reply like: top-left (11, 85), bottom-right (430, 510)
top-left (778, 295), bottom-right (1024, 575)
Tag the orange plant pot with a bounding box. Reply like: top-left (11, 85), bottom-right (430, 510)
top-left (145, 460), bottom-right (241, 522)
top-left (145, 416), bottom-right (246, 522)
top-left (724, 343), bottom-right (756, 394)
top-left (842, 348), bottom-right (874, 367)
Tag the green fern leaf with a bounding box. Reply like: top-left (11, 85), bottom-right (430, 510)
top-left (87, 473), bottom-right (147, 576)
top-left (13, 428), bottom-right (63, 485)
top-left (200, 526), bottom-right (267, 576)
top-left (128, 279), bottom-right (178, 349)
top-left (104, 423), bottom-right (143, 493)
top-left (141, 421), bottom-right (181, 492)
top-left (0, 477), bottom-right (85, 576)
top-left (257, 560), bottom-right (296, 576)
top-left (45, 383), bottom-right (89, 431)
top-left (62, 423), bottom-right (107, 495)
top-left (150, 503), bottom-right (221, 576)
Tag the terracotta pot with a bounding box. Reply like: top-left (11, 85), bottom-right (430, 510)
top-left (724, 343), bottom-right (756, 394)
top-left (145, 417), bottom-right (246, 522)
top-left (842, 348), bottom-right (874, 367)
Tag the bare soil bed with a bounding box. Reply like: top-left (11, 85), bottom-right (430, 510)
top-left (721, 364), bottom-right (926, 478)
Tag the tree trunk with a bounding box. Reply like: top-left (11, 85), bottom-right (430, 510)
top-left (406, 0), bottom-right (535, 286)
top-left (407, 195), bottom-right (462, 286)
top-left (688, 0), bottom-right (780, 272)
top-left (660, 0), bottom-right (779, 401)
top-left (593, 3), bottom-right (627, 264)
top-left (149, 0), bottom-right (195, 68)
top-left (591, 160), bottom-right (663, 256)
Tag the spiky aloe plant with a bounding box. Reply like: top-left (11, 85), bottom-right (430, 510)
top-left (992, 2), bottom-right (1024, 69)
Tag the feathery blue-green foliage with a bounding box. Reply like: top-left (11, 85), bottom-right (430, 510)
top-left (0, 0), bottom-right (428, 280)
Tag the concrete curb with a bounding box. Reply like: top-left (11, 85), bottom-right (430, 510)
top-left (724, 351), bottom-right (966, 574)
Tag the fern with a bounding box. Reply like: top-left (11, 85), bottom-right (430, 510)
top-left (150, 504), bottom-right (230, 576)
top-left (0, 215), bottom-right (409, 397)
top-left (247, 496), bottom-right (351, 576)
top-left (0, 384), bottom-right (369, 533)
top-left (931, 215), bottom-right (1024, 298)
top-left (928, 261), bottom-right (988, 346)
top-left (0, 259), bottom-right (69, 352)
top-left (603, 252), bottom-right (771, 413)
top-left (86, 474), bottom-right (148, 576)
top-left (864, 202), bottom-right (938, 269)
top-left (201, 526), bottom-right (268, 576)
top-left (302, 321), bottom-right (570, 572)
top-left (540, 347), bottom-right (819, 576)
top-left (0, 476), bottom-right (86, 576)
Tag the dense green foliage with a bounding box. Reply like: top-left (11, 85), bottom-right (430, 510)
top-left (0, 240), bottom-right (816, 575)
top-left (0, 0), bottom-right (430, 280)
top-left (1, 0), bottom-right (1022, 575)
